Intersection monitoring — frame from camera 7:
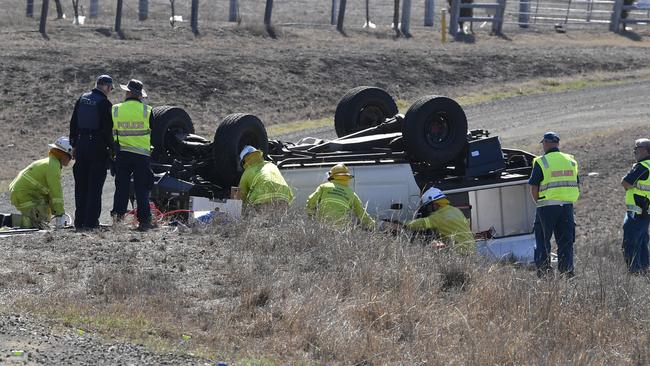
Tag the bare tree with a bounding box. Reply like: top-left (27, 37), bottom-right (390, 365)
top-left (169, 0), bottom-right (176, 27)
top-left (39, 0), bottom-right (49, 36)
top-left (54, 0), bottom-right (64, 19)
top-left (115, 0), bottom-right (123, 33)
top-left (191, 0), bottom-right (199, 34)
top-left (264, 0), bottom-right (273, 26)
top-left (337, 0), bottom-right (347, 33)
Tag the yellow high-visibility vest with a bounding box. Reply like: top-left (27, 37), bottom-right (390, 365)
top-left (625, 161), bottom-right (650, 214)
top-left (112, 100), bottom-right (152, 156)
top-left (533, 151), bottom-right (579, 206)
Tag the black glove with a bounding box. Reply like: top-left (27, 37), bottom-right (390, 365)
top-left (634, 194), bottom-right (650, 218)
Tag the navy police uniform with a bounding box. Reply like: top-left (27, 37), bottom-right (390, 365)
top-left (69, 76), bottom-right (113, 229)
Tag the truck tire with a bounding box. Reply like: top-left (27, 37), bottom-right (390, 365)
top-left (151, 106), bottom-right (195, 162)
top-left (212, 113), bottom-right (269, 189)
top-left (334, 86), bottom-right (398, 137)
top-left (402, 96), bottom-right (468, 167)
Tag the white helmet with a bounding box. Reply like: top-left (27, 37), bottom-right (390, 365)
top-left (48, 136), bottom-right (73, 157)
top-left (239, 145), bottom-right (259, 163)
top-left (421, 187), bottom-right (446, 206)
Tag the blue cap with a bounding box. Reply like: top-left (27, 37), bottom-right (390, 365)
top-left (540, 131), bottom-right (560, 143)
top-left (96, 74), bottom-right (113, 85)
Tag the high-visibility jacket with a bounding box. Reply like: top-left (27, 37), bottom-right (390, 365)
top-left (112, 99), bottom-right (152, 156)
top-left (239, 161), bottom-right (294, 205)
top-left (306, 180), bottom-right (375, 229)
top-left (9, 155), bottom-right (64, 216)
top-left (625, 160), bottom-right (650, 214)
top-left (406, 204), bottom-right (475, 254)
top-left (533, 151), bottom-right (579, 206)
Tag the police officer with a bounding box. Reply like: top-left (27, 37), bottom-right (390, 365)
top-left (306, 164), bottom-right (375, 229)
top-left (620, 138), bottom-right (650, 274)
top-left (69, 74), bottom-right (113, 230)
top-left (238, 145), bottom-right (294, 209)
top-left (528, 132), bottom-right (580, 278)
top-left (110, 79), bottom-right (154, 232)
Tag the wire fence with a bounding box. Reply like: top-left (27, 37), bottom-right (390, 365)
top-left (2, 0), bottom-right (650, 33)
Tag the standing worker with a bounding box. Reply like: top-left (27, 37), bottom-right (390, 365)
top-left (528, 132), bottom-right (579, 278)
top-left (238, 146), bottom-right (294, 208)
top-left (620, 138), bottom-right (650, 274)
top-left (306, 164), bottom-right (375, 229)
top-left (69, 74), bottom-right (114, 230)
top-left (9, 137), bottom-right (73, 229)
top-left (110, 79), bottom-right (155, 232)
top-left (403, 187), bottom-right (475, 254)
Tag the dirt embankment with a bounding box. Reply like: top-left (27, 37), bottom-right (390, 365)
top-left (2, 24), bottom-right (650, 181)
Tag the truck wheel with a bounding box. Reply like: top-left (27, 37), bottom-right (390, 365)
top-left (212, 113), bottom-right (269, 189)
top-left (403, 96), bottom-right (468, 167)
top-left (151, 106), bottom-right (195, 162)
top-left (334, 86), bottom-right (398, 137)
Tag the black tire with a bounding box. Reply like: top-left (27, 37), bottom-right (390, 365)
top-left (334, 86), bottom-right (398, 137)
top-left (211, 113), bottom-right (268, 188)
top-left (402, 96), bottom-right (468, 166)
top-left (151, 106), bottom-right (195, 162)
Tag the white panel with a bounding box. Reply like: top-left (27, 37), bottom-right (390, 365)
top-left (473, 188), bottom-right (504, 235)
top-left (501, 184), bottom-right (531, 236)
top-left (280, 166), bottom-right (330, 207)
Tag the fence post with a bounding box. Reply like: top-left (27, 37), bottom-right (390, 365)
top-left (331, 0), bottom-right (338, 25)
top-left (191, 0), bottom-right (199, 34)
top-left (401, 0), bottom-right (412, 35)
top-left (115, 0), bottom-right (123, 33)
top-left (138, 0), bottom-right (148, 21)
top-left (89, 0), bottom-right (98, 18)
top-left (337, 0), bottom-right (346, 32)
top-left (610, 0), bottom-right (623, 32)
top-left (39, 0), bottom-right (49, 34)
top-left (229, 0), bottom-right (238, 22)
top-left (518, 0), bottom-right (529, 27)
top-left (26, 0), bottom-right (34, 17)
top-left (424, 0), bottom-right (434, 26)
top-left (264, 0), bottom-right (273, 26)
top-left (492, 0), bottom-right (506, 34)
top-left (449, 0), bottom-right (460, 36)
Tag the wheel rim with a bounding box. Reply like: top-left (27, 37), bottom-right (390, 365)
top-left (357, 104), bottom-right (385, 130)
top-left (424, 112), bottom-right (453, 148)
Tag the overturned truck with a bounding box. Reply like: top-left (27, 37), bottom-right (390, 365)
top-left (150, 86), bottom-right (538, 261)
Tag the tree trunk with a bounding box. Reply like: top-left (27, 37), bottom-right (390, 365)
top-left (115, 0), bottom-right (123, 32)
top-left (39, 0), bottom-right (49, 34)
top-left (264, 0), bottom-right (273, 26)
top-left (170, 0), bottom-right (175, 27)
top-left (393, 0), bottom-right (401, 36)
top-left (26, 0), bottom-right (34, 17)
top-left (191, 0), bottom-right (199, 34)
top-left (336, 0), bottom-right (346, 32)
top-left (54, 0), bottom-right (64, 19)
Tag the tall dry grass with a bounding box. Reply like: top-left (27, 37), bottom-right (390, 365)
top-left (10, 204), bottom-right (650, 364)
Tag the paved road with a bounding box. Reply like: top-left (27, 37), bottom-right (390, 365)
top-left (278, 81), bottom-right (650, 148)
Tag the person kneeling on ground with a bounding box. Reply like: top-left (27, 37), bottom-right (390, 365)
top-left (403, 187), bottom-right (475, 254)
top-left (9, 137), bottom-right (73, 229)
top-left (238, 146), bottom-right (294, 209)
top-left (306, 163), bottom-right (375, 230)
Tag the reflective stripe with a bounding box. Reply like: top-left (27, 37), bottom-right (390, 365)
top-left (51, 198), bottom-right (64, 204)
top-left (540, 156), bottom-right (549, 169)
top-left (14, 200), bottom-right (37, 210)
top-left (113, 129), bottom-right (150, 137)
top-left (320, 197), bottom-right (350, 209)
top-left (537, 200), bottom-right (574, 207)
top-left (119, 146), bottom-right (151, 156)
top-left (142, 102), bottom-right (148, 118)
top-left (635, 183), bottom-right (650, 192)
top-left (251, 193), bottom-right (291, 205)
top-left (539, 181), bottom-right (579, 192)
top-left (627, 204), bottom-right (643, 214)
top-left (113, 106), bottom-right (119, 118)
top-left (22, 173), bottom-right (49, 195)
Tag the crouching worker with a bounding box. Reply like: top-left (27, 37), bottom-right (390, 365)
top-left (404, 187), bottom-right (475, 254)
top-left (9, 137), bottom-right (72, 229)
top-left (239, 146), bottom-right (294, 209)
top-left (306, 164), bottom-right (375, 230)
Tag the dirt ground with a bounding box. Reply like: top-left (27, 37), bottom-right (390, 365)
top-left (3, 17), bottom-right (650, 364)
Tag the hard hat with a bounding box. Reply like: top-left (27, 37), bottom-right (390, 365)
top-left (239, 145), bottom-right (259, 163)
top-left (421, 187), bottom-right (446, 206)
top-left (48, 136), bottom-right (73, 157)
top-left (328, 163), bottom-right (354, 179)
